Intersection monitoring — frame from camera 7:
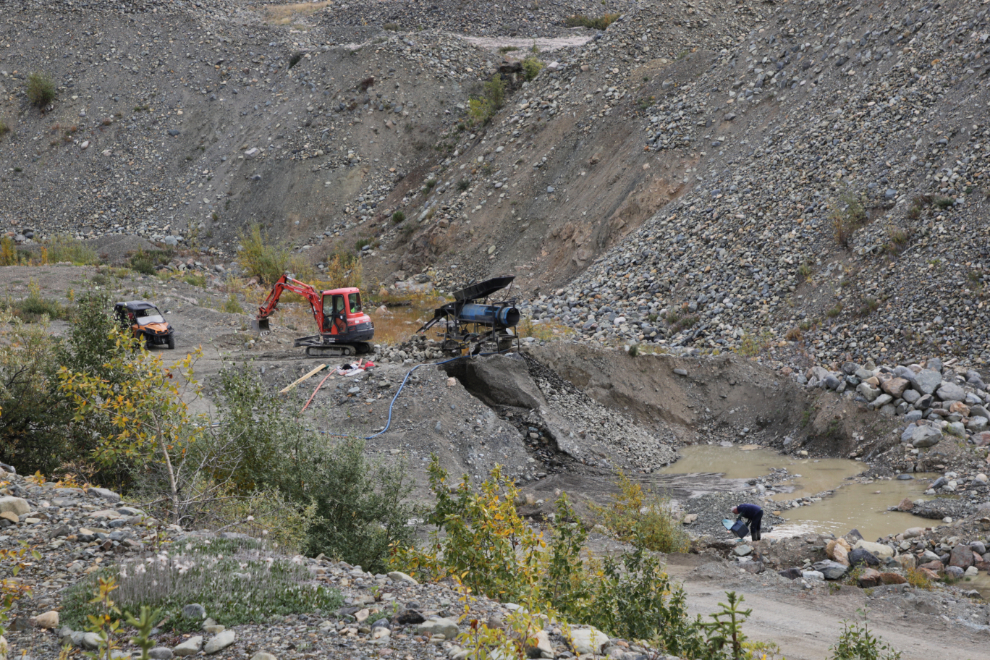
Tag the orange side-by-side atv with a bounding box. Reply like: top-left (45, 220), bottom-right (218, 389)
top-left (114, 301), bottom-right (175, 349)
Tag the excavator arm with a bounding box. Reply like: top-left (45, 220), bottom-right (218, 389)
top-left (254, 273), bottom-right (326, 332)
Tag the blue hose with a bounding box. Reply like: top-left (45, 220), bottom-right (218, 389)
top-left (323, 352), bottom-right (492, 439)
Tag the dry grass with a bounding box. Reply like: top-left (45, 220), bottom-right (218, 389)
top-left (906, 567), bottom-right (934, 590)
top-left (366, 290), bottom-right (448, 346)
top-left (368, 305), bottom-right (431, 346)
top-left (263, 1), bottom-right (331, 25)
top-left (518, 317), bottom-right (574, 341)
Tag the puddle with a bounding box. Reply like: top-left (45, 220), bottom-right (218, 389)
top-left (659, 445), bottom-right (866, 500)
top-left (775, 476), bottom-right (937, 542)
top-left (962, 572), bottom-right (990, 599)
top-left (660, 445), bottom-right (938, 540)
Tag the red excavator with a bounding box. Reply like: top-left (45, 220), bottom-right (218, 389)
top-left (255, 274), bottom-right (375, 356)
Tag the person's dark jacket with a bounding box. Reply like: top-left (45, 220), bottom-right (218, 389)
top-left (736, 503), bottom-right (762, 519)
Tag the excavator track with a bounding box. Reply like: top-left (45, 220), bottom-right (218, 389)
top-left (305, 345), bottom-right (355, 357)
top-left (297, 337), bottom-right (373, 357)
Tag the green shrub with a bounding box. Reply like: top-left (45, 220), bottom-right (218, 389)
top-left (129, 249), bottom-right (173, 275)
top-left (468, 74), bottom-right (506, 125)
top-left (521, 56), bottom-right (545, 81)
top-left (61, 539), bottom-right (342, 632)
top-left (857, 297), bottom-right (879, 316)
top-left (0, 291), bottom-right (139, 480)
top-left (0, 119), bottom-right (9, 138)
top-left (0, 236), bottom-right (21, 266)
top-left (829, 622), bottom-right (902, 660)
top-left (831, 191), bottom-right (868, 248)
top-left (5, 280), bottom-right (67, 322)
top-left (457, 178), bottom-right (471, 191)
top-left (237, 224), bottom-right (292, 285)
top-left (26, 72), bottom-right (56, 108)
top-left (564, 13), bottom-right (620, 30)
top-left (934, 196), bottom-right (955, 209)
top-left (590, 471), bottom-right (689, 553)
top-left (222, 293), bottom-right (244, 314)
top-left (42, 234), bottom-right (99, 265)
top-left (183, 272), bottom-right (206, 288)
top-left (391, 458), bottom-right (745, 657)
top-left (214, 366), bottom-right (416, 572)
top-left (391, 210), bottom-right (406, 224)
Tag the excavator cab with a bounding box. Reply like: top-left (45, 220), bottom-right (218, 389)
top-left (322, 293), bottom-right (347, 333)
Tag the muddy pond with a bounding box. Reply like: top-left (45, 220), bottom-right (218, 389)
top-left (660, 445), bottom-right (937, 541)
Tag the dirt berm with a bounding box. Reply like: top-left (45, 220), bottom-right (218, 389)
top-left (525, 344), bottom-right (900, 457)
top-left (433, 344), bottom-right (901, 501)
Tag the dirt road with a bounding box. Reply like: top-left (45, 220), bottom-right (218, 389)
top-left (666, 555), bottom-right (988, 660)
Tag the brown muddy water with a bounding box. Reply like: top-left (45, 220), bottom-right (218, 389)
top-left (778, 477), bottom-right (937, 541)
top-left (661, 445), bottom-right (938, 541)
top-left (963, 572), bottom-right (990, 599)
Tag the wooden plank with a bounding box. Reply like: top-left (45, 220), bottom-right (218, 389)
top-left (280, 364), bottom-right (327, 394)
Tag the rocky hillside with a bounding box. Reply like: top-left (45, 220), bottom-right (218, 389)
top-left (519, 0), bottom-right (990, 369)
top-left (4, 0), bottom-right (990, 372)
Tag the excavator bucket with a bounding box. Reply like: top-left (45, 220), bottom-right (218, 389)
top-left (252, 317), bottom-right (270, 332)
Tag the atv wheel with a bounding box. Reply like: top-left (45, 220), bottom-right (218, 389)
top-left (167, 335), bottom-right (175, 350)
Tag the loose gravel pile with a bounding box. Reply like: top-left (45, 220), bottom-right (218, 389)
top-left (522, 0), bottom-right (990, 372)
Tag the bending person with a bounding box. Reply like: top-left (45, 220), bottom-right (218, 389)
top-left (732, 503), bottom-right (763, 541)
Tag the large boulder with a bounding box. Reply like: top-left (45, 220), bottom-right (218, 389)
top-left (879, 572), bottom-right (907, 585)
top-left (911, 425), bottom-right (942, 448)
top-left (911, 369), bottom-right (942, 395)
top-left (848, 548), bottom-right (881, 567)
top-left (0, 497), bottom-right (29, 517)
top-left (944, 565), bottom-right (965, 580)
top-left (857, 568), bottom-right (882, 588)
top-left (948, 545), bottom-right (976, 570)
top-left (812, 560), bottom-right (848, 580)
top-left (569, 627), bottom-right (609, 655)
top-left (172, 636), bottom-right (203, 657)
top-left (936, 382), bottom-right (966, 402)
top-left (826, 538), bottom-right (851, 565)
top-left (881, 377), bottom-right (909, 397)
top-left (416, 618), bottom-right (459, 640)
top-left (853, 540), bottom-right (894, 558)
top-left (204, 630), bottom-right (236, 655)
top-left (857, 383), bottom-right (881, 401)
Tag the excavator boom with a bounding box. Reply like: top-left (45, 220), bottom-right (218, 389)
top-left (253, 274), bottom-right (324, 332)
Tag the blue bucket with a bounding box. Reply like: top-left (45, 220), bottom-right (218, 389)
top-left (723, 518), bottom-right (749, 538)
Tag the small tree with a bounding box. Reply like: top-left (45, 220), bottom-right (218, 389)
top-left (58, 342), bottom-right (205, 522)
top-left (829, 622), bottom-right (902, 660)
